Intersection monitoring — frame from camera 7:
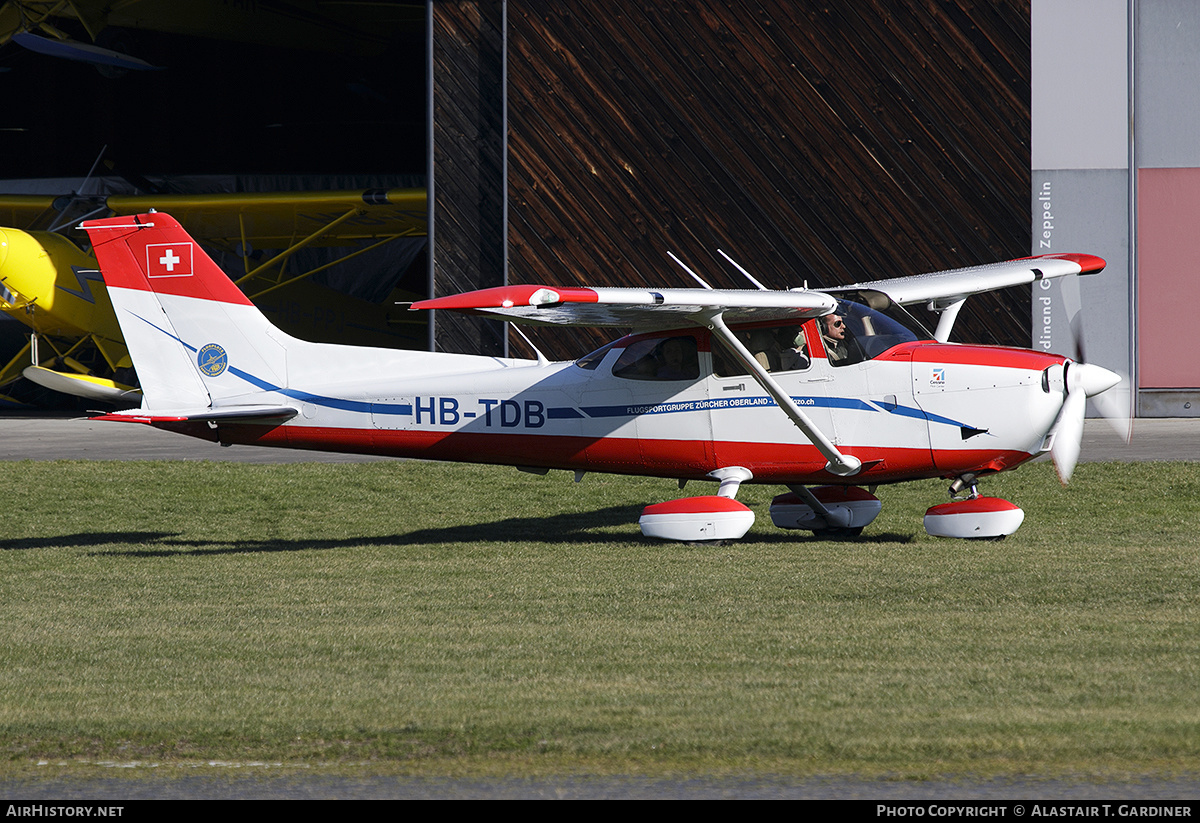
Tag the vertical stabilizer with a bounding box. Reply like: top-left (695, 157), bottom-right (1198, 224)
top-left (82, 213), bottom-right (290, 409)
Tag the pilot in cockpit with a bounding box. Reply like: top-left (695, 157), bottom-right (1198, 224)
top-left (655, 337), bottom-right (695, 379)
top-left (821, 313), bottom-right (855, 365)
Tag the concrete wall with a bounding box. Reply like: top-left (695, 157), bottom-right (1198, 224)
top-left (1033, 0), bottom-right (1200, 416)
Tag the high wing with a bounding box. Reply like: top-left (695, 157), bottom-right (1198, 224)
top-left (413, 253), bottom-right (1103, 333)
top-left (830, 252), bottom-right (1106, 342)
top-left (412, 284), bottom-right (838, 331)
top-left (832, 253), bottom-right (1105, 305)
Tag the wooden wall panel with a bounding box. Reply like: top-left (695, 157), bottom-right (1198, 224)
top-left (433, 1), bottom-right (1031, 361)
top-left (431, 0), bottom-right (508, 355)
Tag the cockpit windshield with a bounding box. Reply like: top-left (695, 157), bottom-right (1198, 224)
top-left (819, 289), bottom-right (932, 366)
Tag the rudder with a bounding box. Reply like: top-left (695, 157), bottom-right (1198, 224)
top-left (82, 212), bottom-right (289, 409)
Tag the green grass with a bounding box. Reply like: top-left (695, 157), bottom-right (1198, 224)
top-left (0, 459), bottom-right (1198, 777)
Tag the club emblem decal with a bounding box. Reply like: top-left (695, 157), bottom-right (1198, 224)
top-left (198, 343), bottom-right (228, 377)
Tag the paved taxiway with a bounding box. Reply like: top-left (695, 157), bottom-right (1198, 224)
top-left (0, 413), bottom-right (1196, 463)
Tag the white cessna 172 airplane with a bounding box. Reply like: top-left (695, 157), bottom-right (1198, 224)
top-left (80, 211), bottom-right (1122, 542)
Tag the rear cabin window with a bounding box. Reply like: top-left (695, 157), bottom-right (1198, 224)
top-left (612, 336), bottom-right (700, 381)
top-left (713, 324), bottom-right (811, 377)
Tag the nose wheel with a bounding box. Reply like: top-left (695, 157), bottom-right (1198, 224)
top-left (925, 473), bottom-right (1024, 540)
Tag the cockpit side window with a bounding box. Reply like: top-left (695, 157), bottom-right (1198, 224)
top-left (712, 323), bottom-right (811, 377)
top-left (612, 335), bottom-right (700, 381)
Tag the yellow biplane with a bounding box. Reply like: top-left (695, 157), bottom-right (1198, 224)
top-left (0, 188), bottom-right (427, 405)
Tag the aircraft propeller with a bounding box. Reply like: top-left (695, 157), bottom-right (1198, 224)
top-left (1046, 358), bottom-right (1121, 483)
top-left (1040, 267), bottom-right (1132, 483)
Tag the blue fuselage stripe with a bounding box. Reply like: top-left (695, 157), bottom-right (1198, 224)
top-left (131, 310), bottom-right (971, 430)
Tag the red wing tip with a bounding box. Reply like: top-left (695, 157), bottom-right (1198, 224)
top-left (1053, 252), bottom-right (1107, 274)
top-left (1021, 252), bottom-right (1107, 274)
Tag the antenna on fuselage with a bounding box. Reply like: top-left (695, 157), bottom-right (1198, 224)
top-left (667, 251), bottom-right (714, 290)
top-left (717, 248), bottom-right (770, 291)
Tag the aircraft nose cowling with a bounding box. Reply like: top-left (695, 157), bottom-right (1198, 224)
top-left (1071, 362), bottom-right (1121, 397)
top-left (0, 228), bottom-right (10, 272)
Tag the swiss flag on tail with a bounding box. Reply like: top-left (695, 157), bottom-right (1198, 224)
top-left (82, 213), bottom-right (253, 306)
top-left (146, 243), bottom-right (194, 278)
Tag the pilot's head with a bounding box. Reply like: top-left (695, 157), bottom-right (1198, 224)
top-left (823, 314), bottom-right (846, 341)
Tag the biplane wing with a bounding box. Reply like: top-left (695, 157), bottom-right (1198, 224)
top-left (104, 188), bottom-right (427, 252)
top-left (0, 194), bottom-right (59, 231)
top-left (0, 188), bottom-right (426, 248)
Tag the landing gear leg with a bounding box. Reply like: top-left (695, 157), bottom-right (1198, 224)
top-left (947, 472), bottom-right (979, 500)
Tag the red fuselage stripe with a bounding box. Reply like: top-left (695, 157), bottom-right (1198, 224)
top-left (201, 423), bottom-right (1036, 483)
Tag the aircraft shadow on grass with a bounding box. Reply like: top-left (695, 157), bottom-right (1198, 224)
top-left (0, 531), bottom-right (177, 551)
top-left (0, 509), bottom-right (914, 557)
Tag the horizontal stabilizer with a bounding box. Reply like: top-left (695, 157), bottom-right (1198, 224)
top-left (12, 31), bottom-right (162, 71)
top-left (93, 405), bottom-right (298, 425)
top-left (23, 366), bottom-right (140, 405)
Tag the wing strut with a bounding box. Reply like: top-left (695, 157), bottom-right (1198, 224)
top-left (705, 313), bottom-right (862, 477)
top-left (931, 297), bottom-right (966, 343)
